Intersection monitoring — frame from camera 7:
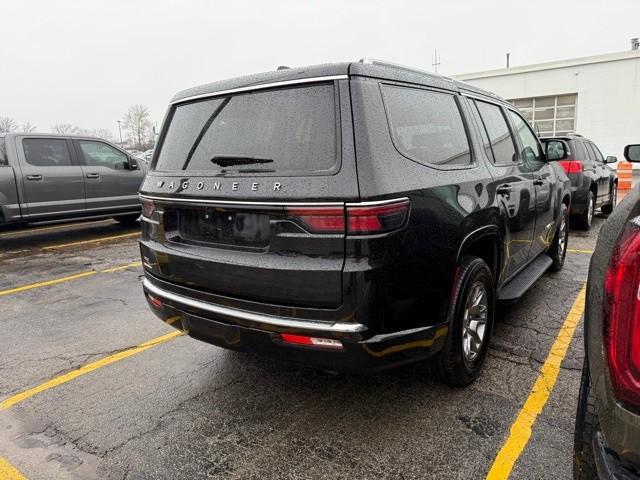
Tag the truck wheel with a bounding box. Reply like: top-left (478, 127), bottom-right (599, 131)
top-left (575, 191), bottom-right (595, 230)
top-left (573, 360), bottom-right (598, 479)
top-left (601, 185), bottom-right (617, 215)
top-left (429, 256), bottom-right (494, 387)
top-left (113, 214), bottom-right (140, 226)
top-left (548, 204), bottom-right (569, 272)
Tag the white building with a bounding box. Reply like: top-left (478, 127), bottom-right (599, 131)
top-left (454, 42), bottom-right (640, 166)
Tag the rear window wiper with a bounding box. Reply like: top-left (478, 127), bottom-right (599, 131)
top-left (210, 155), bottom-right (274, 168)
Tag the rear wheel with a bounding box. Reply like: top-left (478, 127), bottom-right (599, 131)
top-left (601, 184), bottom-right (617, 215)
top-left (429, 256), bottom-right (494, 387)
top-left (575, 191), bottom-right (595, 230)
top-left (573, 360), bottom-right (598, 479)
top-left (113, 214), bottom-right (140, 226)
top-left (548, 204), bottom-right (569, 271)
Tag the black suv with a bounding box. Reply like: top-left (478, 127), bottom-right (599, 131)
top-left (541, 134), bottom-right (618, 230)
top-left (139, 60), bottom-right (571, 386)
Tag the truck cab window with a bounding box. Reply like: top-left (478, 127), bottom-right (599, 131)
top-left (79, 141), bottom-right (129, 169)
top-left (23, 138), bottom-right (72, 167)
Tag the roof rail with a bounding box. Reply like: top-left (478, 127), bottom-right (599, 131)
top-left (358, 58), bottom-right (450, 79)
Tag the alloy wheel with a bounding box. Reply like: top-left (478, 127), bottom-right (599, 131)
top-left (462, 282), bottom-right (489, 362)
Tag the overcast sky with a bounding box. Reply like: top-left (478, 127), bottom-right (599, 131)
top-left (1, 0), bottom-right (638, 136)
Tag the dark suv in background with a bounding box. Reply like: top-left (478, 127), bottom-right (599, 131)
top-left (139, 60), bottom-right (571, 386)
top-left (574, 144), bottom-right (640, 479)
top-left (542, 134), bottom-right (617, 230)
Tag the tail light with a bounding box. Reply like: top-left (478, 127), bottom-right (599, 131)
top-left (287, 199), bottom-right (410, 235)
top-left (603, 221), bottom-right (640, 411)
top-left (558, 160), bottom-right (583, 173)
top-left (280, 333), bottom-right (343, 350)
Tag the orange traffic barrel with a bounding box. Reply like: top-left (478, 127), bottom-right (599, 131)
top-left (618, 161), bottom-right (633, 191)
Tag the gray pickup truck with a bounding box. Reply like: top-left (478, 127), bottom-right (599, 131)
top-left (0, 133), bottom-right (146, 227)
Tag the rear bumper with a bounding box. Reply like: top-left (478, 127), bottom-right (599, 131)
top-left (142, 273), bottom-right (448, 373)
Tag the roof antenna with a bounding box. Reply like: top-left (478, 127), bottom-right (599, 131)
top-left (432, 49), bottom-right (441, 73)
top-left (506, 53), bottom-right (511, 68)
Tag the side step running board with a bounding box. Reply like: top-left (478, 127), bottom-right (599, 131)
top-left (497, 254), bottom-right (553, 302)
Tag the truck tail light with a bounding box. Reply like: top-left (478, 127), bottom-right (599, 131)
top-left (558, 160), bottom-right (583, 173)
top-left (287, 199), bottom-right (410, 235)
top-left (604, 222), bottom-right (640, 411)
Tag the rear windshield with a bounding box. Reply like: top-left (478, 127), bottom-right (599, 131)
top-left (154, 83), bottom-right (338, 175)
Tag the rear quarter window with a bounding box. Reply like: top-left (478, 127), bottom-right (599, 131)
top-left (154, 83), bottom-right (339, 176)
top-left (381, 85), bottom-right (472, 168)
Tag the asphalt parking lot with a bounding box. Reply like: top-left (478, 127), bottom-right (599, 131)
top-left (0, 212), bottom-right (608, 479)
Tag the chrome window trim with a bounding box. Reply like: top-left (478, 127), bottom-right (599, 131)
top-left (171, 75), bottom-right (349, 105)
top-left (345, 197), bottom-right (410, 207)
top-left (143, 278), bottom-right (367, 333)
top-left (139, 194), bottom-right (343, 208)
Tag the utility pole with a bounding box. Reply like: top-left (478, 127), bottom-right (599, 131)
top-left (117, 120), bottom-right (123, 148)
top-left (432, 49), bottom-right (441, 73)
top-left (506, 53), bottom-right (511, 69)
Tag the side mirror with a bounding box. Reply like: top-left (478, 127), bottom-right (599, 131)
top-left (544, 139), bottom-right (568, 161)
top-left (624, 145), bottom-right (640, 163)
top-left (605, 156), bottom-right (617, 164)
top-left (128, 157), bottom-right (139, 170)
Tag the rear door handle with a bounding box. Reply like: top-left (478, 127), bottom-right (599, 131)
top-left (26, 174), bottom-right (43, 181)
top-left (86, 173), bottom-right (100, 179)
top-left (496, 185), bottom-right (513, 195)
top-left (533, 179), bottom-right (544, 186)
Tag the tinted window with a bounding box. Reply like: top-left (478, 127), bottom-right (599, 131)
top-left (0, 138), bottom-right (6, 166)
top-left (468, 102), bottom-right (494, 162)
top-left (508, 110), bottom-right (543, 164)
top-left (583, 142), bottom-right (597, 163)
top-left (475, 100), bottom-right (517, 165)
top-left (589, 142), bottom-right (605, 162)
top-left (382, 85), bottom-right (471, 167)
top-left (155, 84), bottom-right (337, 175)
top-left (79, 141), bottom-right (129, 169)
top-left (23, 138), bottom-right (72, 167)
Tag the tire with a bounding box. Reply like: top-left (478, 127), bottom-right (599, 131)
top-left (548, 204), bottom-right (569, 272)
top-left (575, 191), bottom-right (595, 230)
top-left (601, 184), bottom-right (617, 215)
top-left (573, 359), bottom-right (599, 479)
top-left (113, 214), bottom-right (140, 226)
top-left (429, 256), bottom-right (494, 387)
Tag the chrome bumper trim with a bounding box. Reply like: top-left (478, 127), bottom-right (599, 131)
top-left (143, 278), bottom-right (366, 334)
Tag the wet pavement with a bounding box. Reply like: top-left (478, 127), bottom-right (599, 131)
top-left (0, 213), bottom-right (607, 479)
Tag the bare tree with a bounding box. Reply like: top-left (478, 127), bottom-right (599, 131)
top-left (122, 105), bottom-right (151, 150)
top-left (51, 123), bottom-right (78, 135)
top-left (20, 121), bottom-right (37, 133)
top-left (0, 116), bottom-right (17, 133)
top-left (92, 128), bottom-right (113, 140)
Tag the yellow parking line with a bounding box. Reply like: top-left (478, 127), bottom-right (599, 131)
top-left (486, 284), bottom-right (586, 479)
top-left (0, 456), bottom-right (27, 480)
top-left (0, 331), bottom-right (183, 411)
top-left (41, 231), bottom-right (140, 250)
top-left (567, 248), bottom-right (594, 254)
top-left (0, 261), bottom-right (142, 296)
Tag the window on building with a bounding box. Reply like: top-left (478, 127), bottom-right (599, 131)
top-left (509, 94), bottom-right (577, 137)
